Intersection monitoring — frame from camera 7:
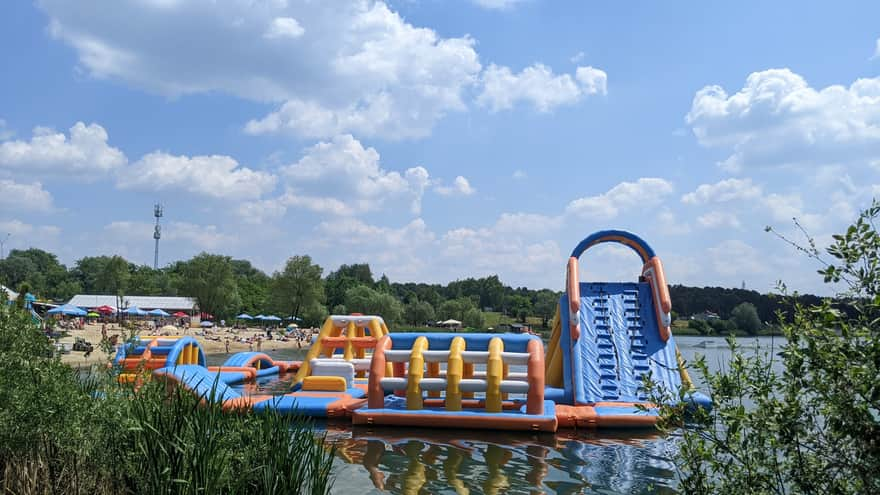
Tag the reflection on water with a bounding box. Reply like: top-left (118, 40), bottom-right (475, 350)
top-left (204, 336), bottom-right (785, 493)
top-left (322, 425), bottom-right (678, 494)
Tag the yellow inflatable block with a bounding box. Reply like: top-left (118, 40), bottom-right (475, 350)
top-left (302, 376), bottom-right (347, 392)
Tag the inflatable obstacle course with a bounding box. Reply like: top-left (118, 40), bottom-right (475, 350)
top-left (118, 230), bottom-right (710, 431)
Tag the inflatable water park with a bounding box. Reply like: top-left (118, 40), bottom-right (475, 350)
top-left (113, 230), bottom-right (710, 431)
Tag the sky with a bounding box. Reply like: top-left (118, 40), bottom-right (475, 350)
top-left (1, 0), bottom-right (879, 296)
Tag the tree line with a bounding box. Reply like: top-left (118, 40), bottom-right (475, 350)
top-left (0, 247), bottom-right (821, 329)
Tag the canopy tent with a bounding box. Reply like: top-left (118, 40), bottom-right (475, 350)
top-left (123, 306), bottom-right (147, 316)
top-left (236, 313), bottom-right (254, 320)
top-left (148, 308), bottom-right (171, 317)
top-left (47, 304), bottom-right (87, 316)
top-left (172, 311), bottom-right (188, 317)
top-left (440, 319), bottom-right (463, 327)
top-left (95, 305), bottom-right (116, 314)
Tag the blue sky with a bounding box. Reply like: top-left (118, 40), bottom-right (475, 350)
top-left (1, 0), bottom-right (879, 295)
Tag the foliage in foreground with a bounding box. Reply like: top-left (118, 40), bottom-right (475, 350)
top-left (653, 201), bottom-right (880, 494)
top-left (0, 302), bottom-right (334, 495)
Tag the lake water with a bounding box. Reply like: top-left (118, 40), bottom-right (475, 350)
top-left (208, 335), bottom-right (789, 494)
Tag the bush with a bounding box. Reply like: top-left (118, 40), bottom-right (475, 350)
top-left (0, 302), bottom-right (335, 494)
top-left (730, 302), bottom-right (762, 334)
top-left (652, 201), bottom-right (880, 494)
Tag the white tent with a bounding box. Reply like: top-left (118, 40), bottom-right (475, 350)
top-left (440, 319), bottom-right (462, 327)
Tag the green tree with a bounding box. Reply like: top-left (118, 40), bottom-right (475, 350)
top-left (95, 255), bottom-right (130, 295)
top-left (0, 248), bottom-right (71, 299)
top-left (230, 259), bottom-right (270, 314)
top-left (177, 253), bottom-right (240, 319)
top-left (404, 299), bottom-right (435, 326)
top-left (324, 263), bottom-right (373, 310)
top-left (505, 294), bottom-right (532, 322)
top-left (533, 290), bottom-right (560, 328)
top-left (730, 301), bottom-right (762, 334)
top-left (269, 255), bottom-right (324, 322)
top-left (654, 201), bottom-right (880, 494)
top-left (343, 285), bottom-right (403, 324)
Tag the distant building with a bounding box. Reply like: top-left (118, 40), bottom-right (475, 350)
top-left (66, 294), bottom-right (197, 314)
top-left (690, 311), bottom-right (720, 321)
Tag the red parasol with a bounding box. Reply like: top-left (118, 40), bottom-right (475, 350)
top-left (172, 311), bottom-right (188, 317)
top-left (96, 305), bottom-right (116, 314)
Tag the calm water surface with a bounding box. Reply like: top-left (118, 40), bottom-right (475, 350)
top-left (209, 335), bottom-right (788, 494)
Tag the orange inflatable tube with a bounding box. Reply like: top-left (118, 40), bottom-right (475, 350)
top-left (526, 339), bottom-right (545, 415)
top-left (567, 257), bottom-right (580, 340)
top-left (368, 335), bottom-right (393, 409)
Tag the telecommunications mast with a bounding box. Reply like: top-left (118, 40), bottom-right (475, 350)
top-left (153, 203), bottom-right (163, 269)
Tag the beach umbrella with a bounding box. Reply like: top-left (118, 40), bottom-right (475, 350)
top-left (200, 320), bottom-right (213, 327)
top-left (123, 306), bottom-right (147, 316)
top-left (254, 314), bottom-right (267, 320)
top-left (236, 313), bottom-right (254, 320)
top-left (48, 304), bottom-right (87, 316)
top-left (96, 305), bottom-right (116, 314)
top-left (264, 315), bottom-right (282, 321)
top-left (87, 312), bottom-right (100, 317)
top-left (172, 311), bottom-right (187, 317)
top-left (148, 308), bottom-right (170, 317)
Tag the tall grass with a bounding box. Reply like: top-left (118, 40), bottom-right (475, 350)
top-left (0, 304), bottom-right (335, 494)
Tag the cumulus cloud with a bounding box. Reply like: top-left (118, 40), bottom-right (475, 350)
top-left (566, 178), bottom-right (674, 219)
top-left (434, 176), bottom-right (475, 196)
top-left (0, 122), bottom-right (126, 174)
top-left (263, 17), bottom-right (304, 39)
top-left (279, 134), bottom-right (433, 215)
top-left (104, 220), bottom-right (235, 252)
top-left (0, 180), bottom-right (54, 212)
top-left (686, 68), bottom-right (880, 171)
top-left (38, 0), bottom-right (481, 140)
top-left (696, 211), bottom-right (741, 229)
top-left (0, 219), bottom-right (61, 244)
top-left (681, 178), bottom-right (762, 204)
top-left (118, 152), bottom-right (276, 199)
top-left (478, 63), bottom-right (607, 112)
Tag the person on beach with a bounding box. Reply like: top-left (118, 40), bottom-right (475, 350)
top-left (256, 336), bottom-right (262, 351)
top-left (224, 339), bottom-right (230, 353)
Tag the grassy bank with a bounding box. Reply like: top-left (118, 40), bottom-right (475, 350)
top-left (0, 305), bottom-right (334, 495)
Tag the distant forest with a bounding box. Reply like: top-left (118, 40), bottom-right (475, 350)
top-left (0, 247), bottom-right (823, 328)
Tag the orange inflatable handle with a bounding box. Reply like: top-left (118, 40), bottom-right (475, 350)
top-left (642, 257), bottom-right (672, 342)
top-left (567, 257), bottom-right (580, 340)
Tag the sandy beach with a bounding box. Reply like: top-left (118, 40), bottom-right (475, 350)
top-left (56, 323), bottom-right (312, 368)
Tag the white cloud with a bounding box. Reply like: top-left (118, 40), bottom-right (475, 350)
top-left (707, 240), bottom-right (766, 277)
top-left (570, 51), bottom-right (585, 64)
top-left (686, 68), bottom-right (880, 171)
top-left (0, 122), bottom-right (126, 175)
top-left (478, 63), bottom-right (607, 112)
top-left (118, 152), bottom-right (276, 199)
top-left (0, 180), bottom-right (54, 212)
top-left (492, 212), bottom-right (562, 236)
top-left (696, 211), bottom-right (741, 229)
top-left (435, 176), bottom-right (475, 196)
top-left (0, 219), bottom-right (60, 239)
top-left (279, 134), bottom-right (429, 215)
top-left (470, 0), bottom-right (525, 9)
top-left (512, 170), bottom-right (527, 180)
top-left (263, 17), bottom-right (304, 39)
top-left (874, 38), bottom-right (880, 58)
top-left (566, 178), bottom-right (674, 219)
top-left (104, 220), bottom-right (234, 252)
top-left (38, 1), bottom-right (481, 140)
top-left (681, 178), bottom-right (762, 204)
